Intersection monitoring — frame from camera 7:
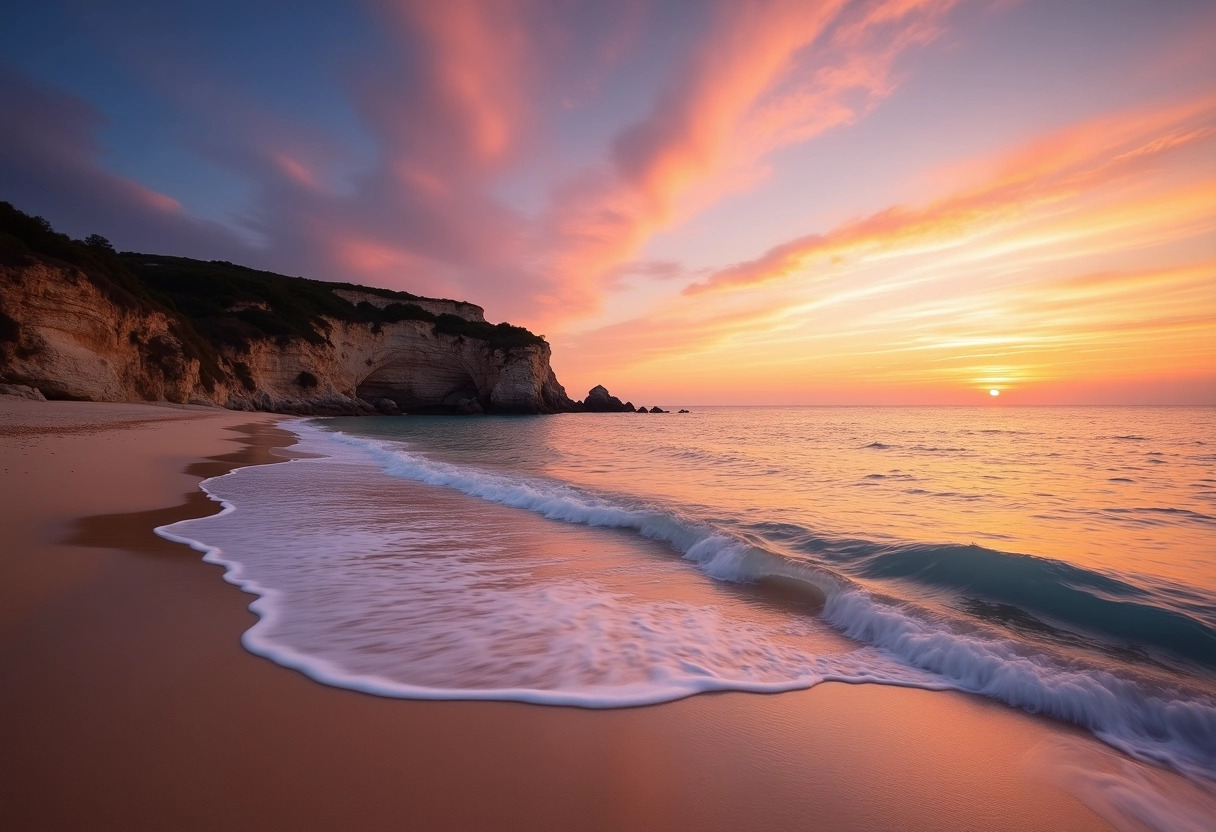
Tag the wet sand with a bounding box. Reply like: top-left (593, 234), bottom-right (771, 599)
top-left (0, 399), bottom-right (1114, 831)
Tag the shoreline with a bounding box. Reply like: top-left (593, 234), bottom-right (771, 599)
top-left (0, 399), bottom-right (1116, 831)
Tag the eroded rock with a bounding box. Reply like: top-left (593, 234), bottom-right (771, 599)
top-left (584, 385), bottom-right (632, 412)
top-left (0, 383), bottom-right (45, 400)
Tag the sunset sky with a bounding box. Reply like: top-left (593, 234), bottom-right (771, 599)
top-left (2, 0), bottom-right (1213, 404)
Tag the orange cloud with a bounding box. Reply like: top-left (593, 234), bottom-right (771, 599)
top-left (554, 134), bottom-right (1214, 403)
top-left (889, 260), bottom-right (1216, 398)
top-left (686, 94), bottom-right (1216, 295)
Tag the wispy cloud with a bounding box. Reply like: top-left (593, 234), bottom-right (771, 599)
top-left (551, 95), bottom-right (1216, 402)
top-left (686, 94), bottom-right (1216, 295)
top-left (531, 0), bottom-right (961, 323)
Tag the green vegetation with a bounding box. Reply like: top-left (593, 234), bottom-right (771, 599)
top-left (0, 201), bottom-right (547, 365)
top-left (0, 202), bottom-right (165, 312)
top-left (126, 255), bottom-right (543, 350)
top-left (127, 254), bottom-right (359, 347)
top-left (433, 314), bottom-right (546, 350)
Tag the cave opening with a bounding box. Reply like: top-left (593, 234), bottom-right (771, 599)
top-left (356, 360), bottom-right (484, 413)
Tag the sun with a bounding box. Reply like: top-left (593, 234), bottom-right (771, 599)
top-left (989, 389), bottom-right (1000, 397)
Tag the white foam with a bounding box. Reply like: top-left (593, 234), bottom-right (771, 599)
top-left (823, 589), bottom-right (1216, 780)
top-left (318, 425), bottom-right (844, 594)
top-left (155, 420), bottom-right (1216, 786)
top-left (156, 446), bottom-right (927, 706)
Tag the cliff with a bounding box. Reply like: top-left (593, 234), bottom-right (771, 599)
top-left (0, 203), bottom-right (576, 415)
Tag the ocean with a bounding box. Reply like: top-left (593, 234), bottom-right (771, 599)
top-left (159, 406), bottom-right (1215, 824)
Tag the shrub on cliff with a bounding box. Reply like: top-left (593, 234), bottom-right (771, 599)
top-left (432, 314), bottom-right (545, 350)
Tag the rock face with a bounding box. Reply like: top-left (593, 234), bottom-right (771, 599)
top-left (0, 383), bottom-right (46, 400)
top-left (583, 384), bottom-right (633, 413)
top-left (0, 258), bottom-right (576, 415)
top-left (0, 261), bottom-right (207, 404)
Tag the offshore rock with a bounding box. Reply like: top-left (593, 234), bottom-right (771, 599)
top-left (583, 385), bottom-right (632, 413)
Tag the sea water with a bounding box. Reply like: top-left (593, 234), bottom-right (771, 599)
top-left (159, 406), bottom-right (1215, 823)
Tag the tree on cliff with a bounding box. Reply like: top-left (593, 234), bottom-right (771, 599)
top-left (83, 234), bottom-right (115, 253)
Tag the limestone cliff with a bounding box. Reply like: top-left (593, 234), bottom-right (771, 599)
top-left (1, 260), bottom-right (209, 404)
top-left (0, 250), bottom-right (575, 416)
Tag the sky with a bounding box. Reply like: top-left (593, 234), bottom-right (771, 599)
top-left (2, 0), bottom-right (1213, 405)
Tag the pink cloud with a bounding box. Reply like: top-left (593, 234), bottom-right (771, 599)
top-left (527, 0), bottom-right (962, 327)
top-left (2, 0), bottom-right (965, 328)
top-left (372, 0), bottom-right (535, 173)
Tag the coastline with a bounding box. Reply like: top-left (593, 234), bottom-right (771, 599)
top-left (0, 400), bottom-right (1115, 831)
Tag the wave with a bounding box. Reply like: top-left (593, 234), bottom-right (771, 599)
top-left (825, 590), bottom-right (1216, 779)
top-left (1104, 507), bottom-right (1216, 527)
top-left (861, 442), bottom-right (969, 454)
top-left (319, 426), bottom-right (839, 593)
top-left (820, 542), bottom-right (1216, 668)
top-left (311, 424), bottom-right (1216, 781)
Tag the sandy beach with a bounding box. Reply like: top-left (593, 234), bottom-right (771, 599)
top-left (0, 399), bottom-right (1116, 831)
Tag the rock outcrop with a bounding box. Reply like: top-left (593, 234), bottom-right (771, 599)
top-left (583, 384), bottom-right (634, 413)
top-left (0, 382), bottom-right (46, 400)
top-left (0, 257), bottom-right (576, 415)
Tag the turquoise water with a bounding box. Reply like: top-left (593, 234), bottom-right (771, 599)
top-left (160, 406), bottom-right (1215, 824)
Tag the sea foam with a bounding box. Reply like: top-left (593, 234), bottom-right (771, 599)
top-left (157, 419), bottom-right (1216, 788)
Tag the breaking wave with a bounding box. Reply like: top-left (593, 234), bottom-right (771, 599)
top-left (276, 423), bottom-right (1216, 782)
